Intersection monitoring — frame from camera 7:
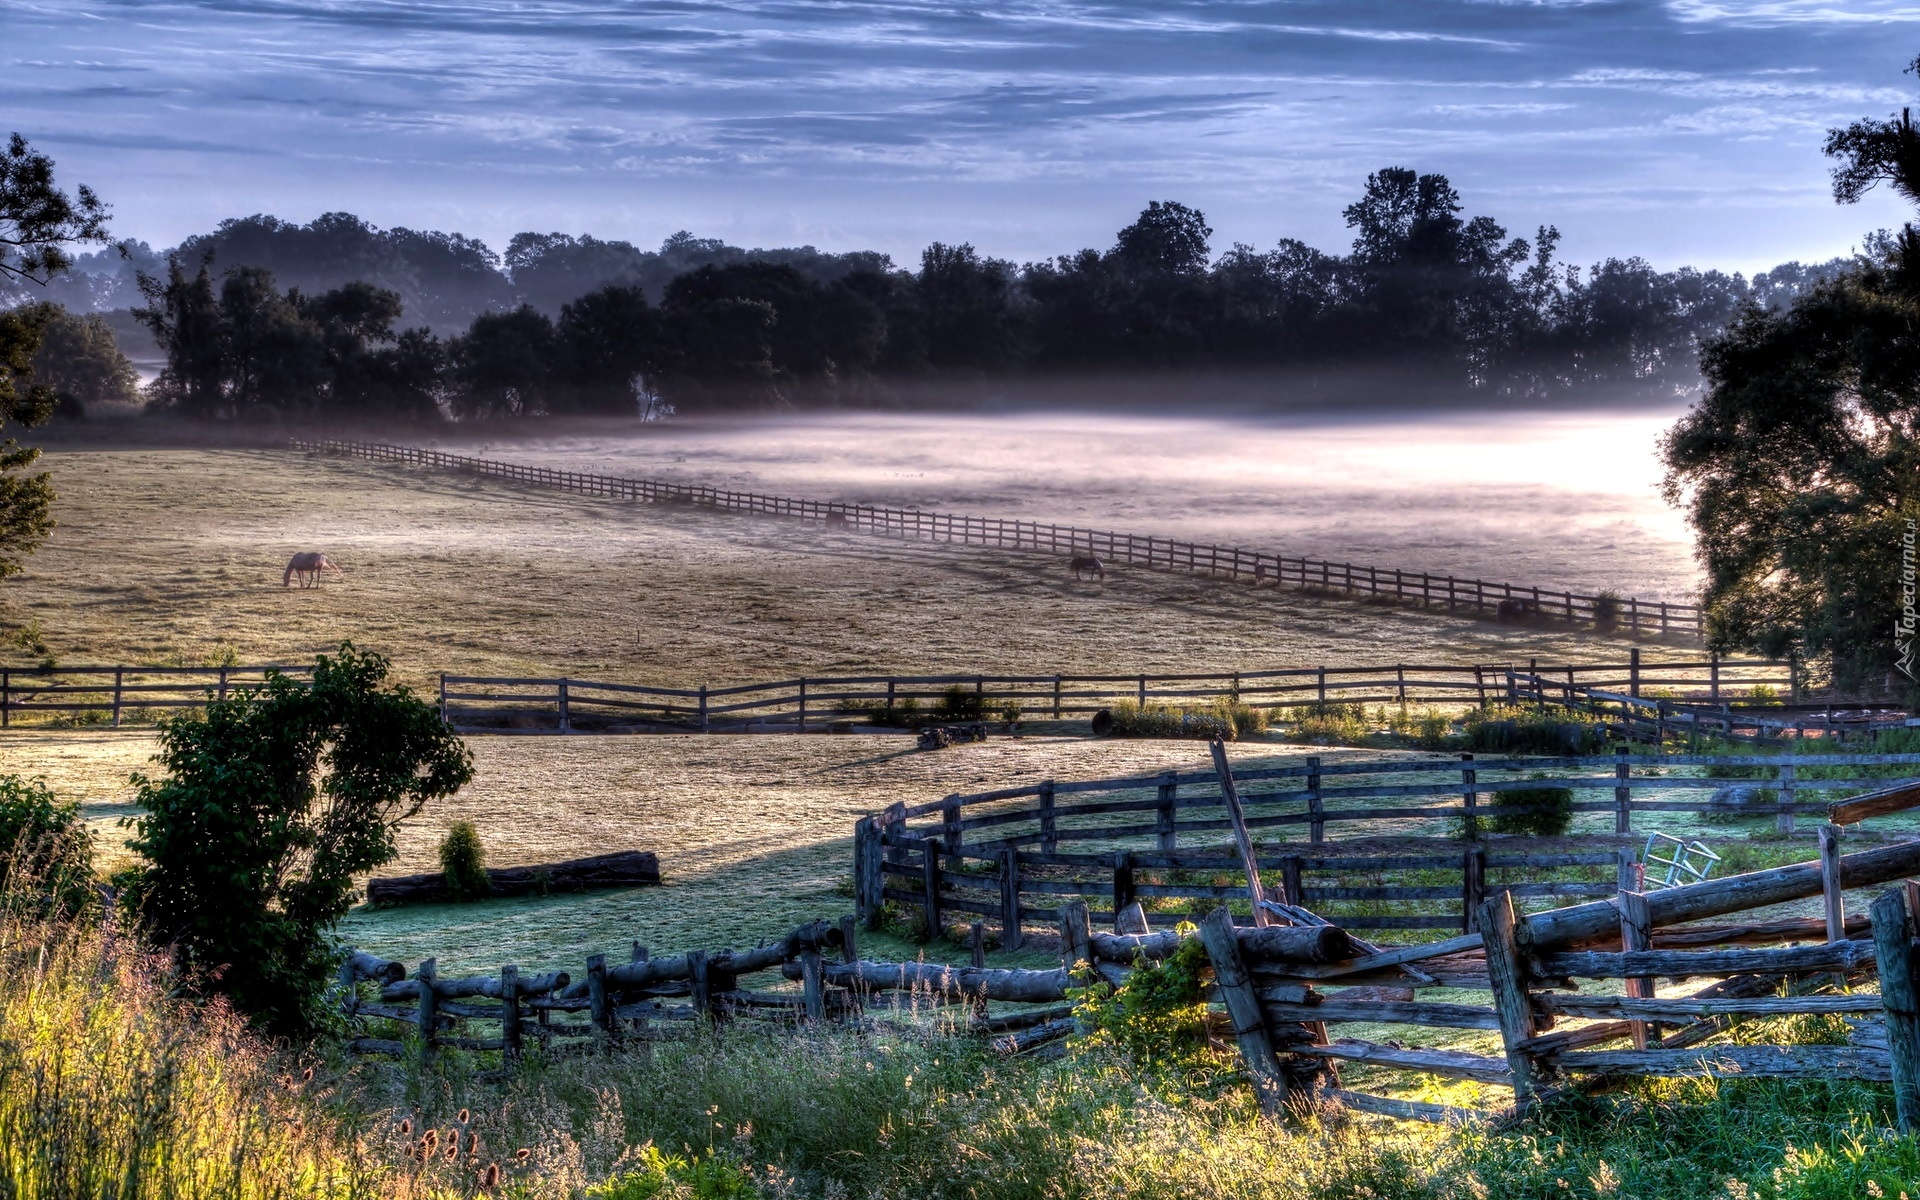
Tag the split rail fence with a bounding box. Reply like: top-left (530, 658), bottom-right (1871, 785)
top-left (852, 750), bottom-right (1920, 939)
top-left (437, 653), bottom-right (1792, 734)
top-left (1509, 668), bottom-right (1919, 747)
top-left (0, 664), bottom-right (311, 728)
top-left (293, 438), bottom-right (1705, 637)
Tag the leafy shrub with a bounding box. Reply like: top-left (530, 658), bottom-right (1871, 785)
top-left (1740, 683), bottom-right (1784, 706)
top-left (438, 820), bottom-right (491, 901)
top-left (0, 774), bottom-right (92, 913)
top-left (934, 685), bottom-right (986, 722)
top-left (1486, 778), bottom-right (1575, 837)
top-left (589, 1144), bottom-right (760, 1199)
top-left (120, 642), bottom-right (474, 1036)
top-left (1104, 699), bottom-right (1263, 740)
top-left (837, 696), bottom-right (923, 727)
top-left (1072, 925), bottom-right (1214, 1072)
top-left (1593, 590), bottom-right (1622, 631)
top-left (1462, 706), bottom-right (1609, 755)
top-left (1290, 702), bottom-right (1368, 744)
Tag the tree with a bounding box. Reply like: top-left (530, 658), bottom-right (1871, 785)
top-left (0, 134), bottom-right (106, 578)
top-left (449, 305), bottom-right (557, 418)
top-left (554, 283), bottom-right (659, 414)
top-left (121, 644), bottom-right (473, 1035)
top-left (1111, 201), bottom-right (1213, 277)
top-left (24, 302), bottom-right (139, 415)
top-left (1663, 63), bottom-right (1920, 695)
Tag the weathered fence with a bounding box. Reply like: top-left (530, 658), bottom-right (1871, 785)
top-left (853, 750), bottom-right (1920, 937)
top-left (1508, 668), bottom-right (1918, 747)
top-left (293, 438), bottom-right (1705, 637)
top-left (0, 663), bottom-right (311, 728)
top-left (437, 653), bottom-right (1792, 733)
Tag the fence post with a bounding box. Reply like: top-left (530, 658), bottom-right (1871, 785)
top-left (1000, 849), bottom-right (1023, 951)
top-left (1137, 674), bottom-right (1146, 708)
top-left (920, 837), bottom-right (943, 936)
top-left (699, 685), bottom-right (709, 734)
top-left (1210, 739), bottom-right (1271, 927)
top-left (1155, 772), bottom-right (1178, 850)
top-left (799, 950), bottom-right (826, 1023)
top-left (1710, 654), bottom-right (1720, 704)
top-left (1617, 845), bottom-right (1641, 894)
top-left (438, 674), bottom-right (448, 725)
top-left (1306, 755), bottom-right (1325, 844)
top-left (1316, 666), bottom-right (1328, 709)
top-left (1052, 676), bottom-right (1062, 719)
top-left (1281, 855), bottom-right (1304, 906)
top-left (837, 914), bottom-right (859, 965)
top-left (1477, 892), bottom-right (1543, 1111)
top-left (4, 667), bottom-right (10, 727)
top-left (1112, 850), bottom-right (1136, 919)
top-left (1459, 753), bottom-right (1479, 839)
top-left (587, 953), bottom-right (616, 1042)
top-left (689, 950), bottom-right (711, 1019)
top-left (1629, 648), bottom-right (1641, 698)
top-left (1618, 889), bottom-right (1656, 1050)
top-left (1196, 907), bottom-right (1289, 1116)
top-left (1819, 824), bottom-right (1845, 942)
top-left (1872, 887), bottom-right (1920, 1132)
top-left (111, 667), bottom-right (122, 728)
top-left (1779, 760), bottom-right (1797, 836)
top-left (855, 817), bottom-right (882, 928)
top-left (1039, 780), bottom-right (1057, 852)
top-left (1614, 746), bottom-right (1633, 835)
top-left (941, 795), bottom-right (961, 853)
top-left (500, 965), bottom-right (522, 1062)
top-left (887, 678), bottom-right (897, 713)
top-left (1058, 899), bottom-right (1092, 970)
top-left (1396, 664), bottom-right (1407, 705)
top-left (415, 958), bottom-right (438, 1058)
top-left (1461, 845), bottom-right (1486, 933)
top-left (798, 679), bottom-right (808, 732)
top-left (557, 680), bottom-right (570, 733)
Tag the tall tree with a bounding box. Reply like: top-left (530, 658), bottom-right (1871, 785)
top-left (0, 134), bottom-right (109, 576)
top-left (22, 302), bottom-right (138, 416)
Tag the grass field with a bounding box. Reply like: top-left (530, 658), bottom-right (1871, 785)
top-left (2, 446), bottom-right (1677, 696)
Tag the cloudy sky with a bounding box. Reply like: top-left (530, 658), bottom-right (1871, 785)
top-left (6, 0), bottom-right (1920, 271)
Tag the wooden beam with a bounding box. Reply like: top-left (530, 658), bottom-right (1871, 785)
top-left (1209, 739), bottom-right (1271, 927)
top-left (1872, 887), bottom-right (1920, 1131)
top-left (1198, 906), bottom-right (1289, 1114)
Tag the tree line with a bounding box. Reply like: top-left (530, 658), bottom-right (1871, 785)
top-left (14, 170), bottom-right (1846, 421)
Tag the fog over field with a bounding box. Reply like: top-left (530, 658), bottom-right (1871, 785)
top-left (473, 406), bottom-right (1698, 603)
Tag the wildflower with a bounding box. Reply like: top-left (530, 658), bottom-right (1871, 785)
top-left (399, 1118), bottom-right (413, 1136)
top-left (481, 1163), bottom-right (501, 1189)
top-left (515, 1148), bottom-right (532, 1163)
top-left (458, 1108), bottom-right (470, 1124)
top-left (1589, 1162), bottom-right (1621, 1195)
top-left (1867, 1184), bottom-right (1883, 1199)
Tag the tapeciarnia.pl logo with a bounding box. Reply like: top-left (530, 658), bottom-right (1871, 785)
top-left (1900, 516), bottom-right (1917, 682)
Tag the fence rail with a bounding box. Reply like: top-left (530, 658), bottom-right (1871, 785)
top-left (294, 438), bottom-right (1706, 637)
top-left (438, 652), bottom-right (1793, 733)
top-left (854, 748), bottom-right (1920, 937)
top-left (1510, 668), bottom-right (1918, 747)
top-left (0, 664), bottom-right (312, 728)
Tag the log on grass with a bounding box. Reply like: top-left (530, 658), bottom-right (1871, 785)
top-left (367, 850), bottom-right (660, 905)
top-left (343, 949), bottom-right (406, 985)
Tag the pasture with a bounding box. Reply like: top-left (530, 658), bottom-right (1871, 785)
top-left (3, 446), bottom-right (1668, 695)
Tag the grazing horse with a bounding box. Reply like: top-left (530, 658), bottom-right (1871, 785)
top-left (1069, 554), bottom-right (1105, 581)
top-left (283, 552), bottom-right (344, 588)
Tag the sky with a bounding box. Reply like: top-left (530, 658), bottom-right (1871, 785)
top-left (6, 0), bottom-right (1920, 273)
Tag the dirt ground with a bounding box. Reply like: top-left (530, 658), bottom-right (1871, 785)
top-left (3, 447), bottom-right (1677, 695)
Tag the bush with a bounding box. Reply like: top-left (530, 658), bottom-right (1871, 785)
top-left (934, 685), bottom-right (986, 722)
top-left (1462, 706), bottom-right (1609, 755)
top-left (1105, 699), bottom-right (1266, 741)
top-left (438, 820), bottom-right (491, 901)
top-left (837, 696), bottom-right (923, 727)
top-left (1486, 779), bottom-right (1575, 837)
top-left (589, 1144), bottom-right (760, 1199)
top-left (1594, 590), bottom-right (1623, 631)
top-left (0, 774), bottom-right (92, 914)
top-left (120, 642), bottom-right (474, 1036)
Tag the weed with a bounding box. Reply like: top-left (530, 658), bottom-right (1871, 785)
top-left (439, 820), bottom-right (492, 902)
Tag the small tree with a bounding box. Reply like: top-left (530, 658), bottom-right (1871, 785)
top-left (0, 774), bottom-right (93, 914)
top-left (438, 821), bottom-right (491, 901)
top-left (121, 643), bottom-right (473, 1036)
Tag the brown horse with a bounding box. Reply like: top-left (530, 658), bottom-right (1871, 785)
top-left (283, 552), bottom-right (344, 588)
top-left (1069, 554), bottom-right (1105, 581)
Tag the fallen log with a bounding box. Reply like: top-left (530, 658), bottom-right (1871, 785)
top-left (367, 850), bottom-right (660, 905)
top-left (342, 949), bottom-right (405, 985)
top-left (993, 1018), bottom-right (1077, 1055)
top-left (1090, 922), bottom-right (1354, 965)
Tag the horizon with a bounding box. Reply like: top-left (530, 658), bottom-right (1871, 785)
top-left (10, 1), bottom-right (1920, 275)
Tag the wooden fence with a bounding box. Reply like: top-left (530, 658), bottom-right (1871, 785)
top-left (1508, 668), bottom-right (1919, 747)
top-left (293, 437), bottom-right (1705, 637)
top-left (0, 664), bottom-right (311, 728)
top-left (343, 779), bottom-right (1920, 1127)
top-left (852, 749), bottom-right (1920, 937)
top-left (437, 652), bottom-right (1792, 733)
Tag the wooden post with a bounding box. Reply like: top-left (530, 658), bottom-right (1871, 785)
top-left (689, 950), bottom-right (711, 1019)
top-left (437, 674), bottom-right (447, 724)
top-left (798, 678), bottom-right (808, 732)
top-left (856, 817), bottom-right (884, 929)
top-left (1629, 648), bottom-right (1641, 698)
top-left (415, 958), bottom-right (438, 1055)
top-left (1614, 746), bottom-right (1633, 835)
top-left (587, 953), bottom-right (616, 1041)
top-left (837, 914), bottom-right (859, 965)
top-left (1280, 855), bottom-right (1304, 907)
top-left (1779, 760), bottom-right (1797, 836)
top-left (1306, 755), bottom-right (1324, 844)
top-left (1397, 664), bottom-right (1407, 704)
top-left (1196, 907), bottom-right (1289, 1116)
top-left (1460, 753), bottom-right (1479, 840)
top-left (1209, 739), bottom-right (1270, 927)
top-left (941, 796), bottom-right (961, 853)
top-left (1462, 845), bottom-right (1486, 934)
top-left (921, 837), bottom-right (942, 937)
top-left (1000, 849), bottom-right (1024, 952)
top-left (1477, 892), bottom-right (1542, 1109)
top-left (968, 922), bottom-right (986, 969)
top-left (799, 950), bottom-right (826, 1023)
top-left (1617, 846), bottom-right (1641, 894)
top-left (1710, 654), bottom-right (1720, 704)
top-left (1039, 780), bottom-right (1058, 852)
top-left (1052, 676), bottom-right (1062, 719)
top-left (111, 668), bottom-right (123, 728)
top-left (215, 665), bottom-right (226, 704)
top-left (1113, 850), bottom-right (1136, 918)
top-left (1058, 899), bottom-right (1093, 971)
top-left (1819, 824), bottom-right (1846, 942)
top-left (1618, 890), bottom-right (1656, 1050)
top-left (500, 965), bottom-right (522, 1062)
top-left (886, 677), bottom-right (897, 713)
top-left (699, 685), bottom-right (710, 734)
top-left (1155, 772), bottom-right (1178, 851)
top-left (557, 680), bottom-right (570, 732)
top-left (1316, 666), bottom-right (1328, 709)
top-left (1137, 674), bottom-right (1147, 708)
top-left (1872, 887), bottom-right (1920, 1132)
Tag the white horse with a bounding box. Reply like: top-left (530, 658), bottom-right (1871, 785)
top-left (283, 552), bottom-right (344, 588)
